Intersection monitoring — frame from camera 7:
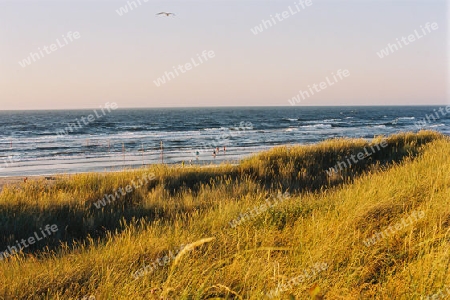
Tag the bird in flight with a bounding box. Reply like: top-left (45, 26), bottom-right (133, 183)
top-left (156, 12), bottom-right (176, 17)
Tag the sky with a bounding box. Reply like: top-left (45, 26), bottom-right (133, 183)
top-left (0, 0), bottom-right (448, 110)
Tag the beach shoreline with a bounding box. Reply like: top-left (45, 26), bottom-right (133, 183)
top-left (0, 161), bottom-right (237, 192)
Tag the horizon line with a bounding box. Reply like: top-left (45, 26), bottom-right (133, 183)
top-left (0, 104), bottom-right (448, 112)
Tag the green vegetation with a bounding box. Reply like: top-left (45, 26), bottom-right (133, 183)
top-left (0, 131), bottom-right (449, 299)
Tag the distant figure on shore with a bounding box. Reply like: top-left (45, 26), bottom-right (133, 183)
top-left (23, 177), bottom-right (28, 183)
top-left (212, 150), bottom-right (216, 159)
top-left (216, 147), bottom-right (220, 154)
top-left (196, 151), bottom-right (199, 161)
top-left (223, 146), bottom-right (226, 153)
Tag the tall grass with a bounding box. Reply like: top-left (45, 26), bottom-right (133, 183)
top-left (0, 131), bottom-right (448, 299)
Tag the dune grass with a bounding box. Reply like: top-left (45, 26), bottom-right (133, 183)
top-left (0, 130), bottom-right (449, 299)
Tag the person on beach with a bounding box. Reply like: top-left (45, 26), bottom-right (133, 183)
top-left (216, 147), bottom-right (220, 154)
top-left (196, 151), bottom-right (199, 161)
top-left (212, 150), bottom-right (216, 159)
top-left (223, 146), bottom-right (226, 153)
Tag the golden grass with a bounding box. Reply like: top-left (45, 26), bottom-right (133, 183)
top-left (0, 131), bottom-right (449, 299)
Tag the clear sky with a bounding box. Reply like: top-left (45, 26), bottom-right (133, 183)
top-left (0, 0), bottom-right (448, 110)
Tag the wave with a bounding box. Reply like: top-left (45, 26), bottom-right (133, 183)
top-left (118, 126), bottom-right (150, 132)
top-left (300, 124), bottom-right (333, 129)
top-left (330, 123), bottom-right (362, 128)
top-left (230, 126), bottom-right (253, 131)
top-left (35, 146), bottom-right (70, 151)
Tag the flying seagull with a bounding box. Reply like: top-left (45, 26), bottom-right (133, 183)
top-left (156, 12), bottom-right (176, 17)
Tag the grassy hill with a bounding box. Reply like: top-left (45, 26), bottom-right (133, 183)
top-left (0, 131), bottom-right (449, 300)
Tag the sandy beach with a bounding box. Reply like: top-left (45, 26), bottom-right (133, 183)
top-left (0, 176), bottom-right (31, 190)
top-left (0, 175), bottom-right (60, 192)
top-left (0, 162), bottom-right (228, 192)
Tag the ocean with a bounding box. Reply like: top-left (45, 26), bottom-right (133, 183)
top-left (0, 106), bottom-right (448, 177)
